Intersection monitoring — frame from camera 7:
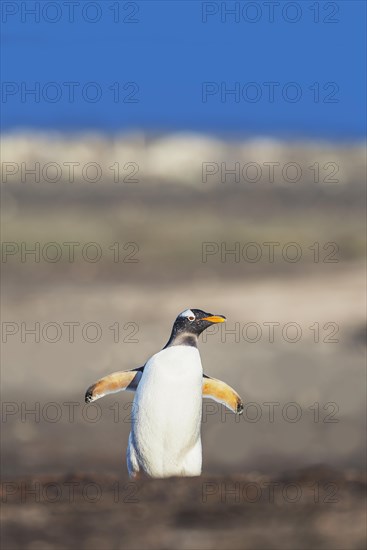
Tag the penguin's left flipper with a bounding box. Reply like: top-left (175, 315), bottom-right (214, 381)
top-left (202, 374), bottom-right (243, 414)
top-left (85, 367), bottom-right (144, 403)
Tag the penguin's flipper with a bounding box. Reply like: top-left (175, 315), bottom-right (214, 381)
top-left (85, 367), bottom-right (144, 403)
top-left (202, 374), bottom-right (243, 414)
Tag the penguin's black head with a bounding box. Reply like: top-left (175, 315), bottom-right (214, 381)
top-left (165, 308), bottom-right (226, 348)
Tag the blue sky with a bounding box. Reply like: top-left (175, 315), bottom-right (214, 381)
top-left (1, 0), bottom-right (366, 139)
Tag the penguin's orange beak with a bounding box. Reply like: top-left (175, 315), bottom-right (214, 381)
top-left (202, 315), bottom-right (226, 323)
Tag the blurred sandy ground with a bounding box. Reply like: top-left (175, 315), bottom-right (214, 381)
top-left (1, 133), bottom-right (366, 549)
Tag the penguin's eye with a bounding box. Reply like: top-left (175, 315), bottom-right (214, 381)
top-left (188, 315), bottom-right (195, 322)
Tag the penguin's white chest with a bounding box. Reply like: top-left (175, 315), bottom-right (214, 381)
top-left (128, 346), bottom-right (203, 478)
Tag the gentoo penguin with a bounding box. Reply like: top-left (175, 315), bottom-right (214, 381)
top-left (85, 309), bottom-right (243, 478)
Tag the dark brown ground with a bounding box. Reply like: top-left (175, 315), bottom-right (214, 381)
top-left (1, 467), bottom-right (366, 550)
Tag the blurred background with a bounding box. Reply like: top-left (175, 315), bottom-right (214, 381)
top-left (1, 1), bottom-right (366, 549)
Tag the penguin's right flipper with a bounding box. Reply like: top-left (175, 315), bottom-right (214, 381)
top-left (85, 367), bottom-right (144, 403)
top-left (202, 374), bottom-right (243, 414)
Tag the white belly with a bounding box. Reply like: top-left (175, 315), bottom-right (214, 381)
top-left (127, 346), bottom-right (203, 478)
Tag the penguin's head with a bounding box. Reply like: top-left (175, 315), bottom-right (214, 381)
top-left (165, 309), bottom-right (226, 347)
